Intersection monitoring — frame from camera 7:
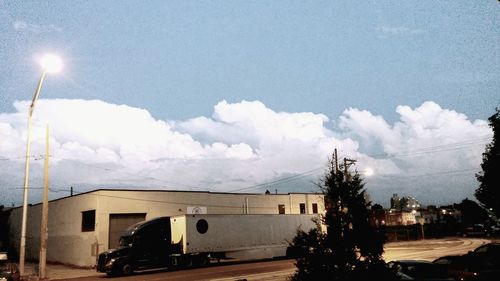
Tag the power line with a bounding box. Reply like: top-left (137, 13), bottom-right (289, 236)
top-left (12, 186), bottom-right (75, 193)
top-left (8, 187), bottom-right (289, 210)
top-left (227, 167), bottom-right (324, 193)
top-left (1, 135), bottom-right (491, 194)
top-left (375, 168), bottom-right (478, 180)
top-left (369, 137), bottom-right (491, 159)
top-left (231, 136), bottom-right (491, 191)
top-left (51, 157), bottom-right (206, 190)
top-left (69, 190), bottom-right (286, 210)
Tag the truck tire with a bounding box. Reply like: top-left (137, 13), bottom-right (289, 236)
top-left (122, 263), bottom-right (133, 275)
top-left (182, 256), bottom-right (193, 268)
top-left (200, 255), bottom-right (209, 266)
top-left (171, 256), bottom-right (180, 267)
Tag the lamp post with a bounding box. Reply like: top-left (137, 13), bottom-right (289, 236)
top-left (19, 54), bottom-right (62, 276)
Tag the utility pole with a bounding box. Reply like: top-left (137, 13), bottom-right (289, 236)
top-left (39, 125), bottom-right (49, 279)
top-left (343, 158), bottom-right (357, 182)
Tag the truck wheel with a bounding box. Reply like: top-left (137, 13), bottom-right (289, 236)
top-left (171, 256), bottom-right (180, 267)
top-left (122, 263), bottom-right (133, 275)
top-left (198, 255), bottom-right (209, 266)
top-left (182, 256), bottom-right (193, 268)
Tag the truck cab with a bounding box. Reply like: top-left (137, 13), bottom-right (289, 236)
top-left (97, 217), bottom-right (172, 275)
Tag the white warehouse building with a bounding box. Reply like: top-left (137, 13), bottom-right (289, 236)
top-left (7, 189), bottom-right (325, 267)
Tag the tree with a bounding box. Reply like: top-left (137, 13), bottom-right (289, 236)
top-left (475, 108), bottom-right (500, 217)
top-left (455, 198), bottom-right (489, 226)
top-left (289, 153), bottom-right (394, 281)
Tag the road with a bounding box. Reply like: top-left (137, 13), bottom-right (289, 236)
top-left (62, 238), bottom-right (492, 281)
top-left (383, 237), bottom-right (490, 261)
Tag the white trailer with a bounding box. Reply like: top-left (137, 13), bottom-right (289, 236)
top-left (170, 214), bottom-right (318, 260)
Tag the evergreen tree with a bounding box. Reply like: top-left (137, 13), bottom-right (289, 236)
top-left (290, 153), bottom-right (393, 281)
top-left (455, 198), bottom-right (489, 225)
top-left (475, 108), bottom-right (500, 217)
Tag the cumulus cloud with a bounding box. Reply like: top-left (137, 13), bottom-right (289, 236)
top-left (13, 20), bottom-right (62, 33)
top-left (339, 101), bottom-right (489, 169)
top-left (0, 99), bottom-right (492, 207)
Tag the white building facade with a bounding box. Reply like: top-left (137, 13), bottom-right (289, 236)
top-left (7, 189), bottom-right (324, 267)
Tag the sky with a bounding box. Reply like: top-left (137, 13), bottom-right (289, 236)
top-left (0, 1), bottom-right (498, 207)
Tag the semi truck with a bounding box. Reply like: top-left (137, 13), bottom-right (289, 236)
top-left (96, 214), bottom-right (318, 276)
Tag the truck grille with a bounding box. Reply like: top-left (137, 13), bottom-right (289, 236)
top-left (96, 252), bottom-right (108, 272)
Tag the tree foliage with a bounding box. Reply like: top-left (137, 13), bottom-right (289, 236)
top-left (475, 108), bottom-right (500, 217)
top-left (455, 198), bottom-right (489, 225)
top-left (289, 154), bottom-right (394, 281)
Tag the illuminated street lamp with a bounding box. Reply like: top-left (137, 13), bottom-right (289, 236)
top-left (364, 167), bottom-right (374, 177)
top-left (19, 54), bottom-right (62, 275)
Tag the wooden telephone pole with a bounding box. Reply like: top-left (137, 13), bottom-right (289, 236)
top-left (333, 149), bottom-right (356, 181)
top-left (343, 158), bottom-right (356, 182)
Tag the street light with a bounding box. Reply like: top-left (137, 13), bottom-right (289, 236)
top-left (19, 54), bottom-right (62, 276)
top-left (364, 167), bottom-right (374, 177)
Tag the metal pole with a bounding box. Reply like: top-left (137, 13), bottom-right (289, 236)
top-left (19, 70), bottom-right (46, 276)
top-left (39, 124), bottom-right (49, 279)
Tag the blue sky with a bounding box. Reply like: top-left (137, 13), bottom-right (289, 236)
top-left (0, 1), bottom-right (499, 207)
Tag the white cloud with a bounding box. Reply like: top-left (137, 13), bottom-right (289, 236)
top-left (339, 101), bottom-right (489, 167)
top-left (338, 101), bottom-right (491, 204)
top-left (13, 20), bottom-right (62, 33)
top-left (0, 99), bottom-right (492, 207)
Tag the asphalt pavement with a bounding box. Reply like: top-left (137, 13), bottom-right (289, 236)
top-left (17, 237), bottom-right (494, 280)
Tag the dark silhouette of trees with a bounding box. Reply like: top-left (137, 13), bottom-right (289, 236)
top-left (289, 153), bottom-right (395, 281)
top-left (454, 198), bottom-right (489, 226)
top-left (475, 108), bottom-right (500, 217)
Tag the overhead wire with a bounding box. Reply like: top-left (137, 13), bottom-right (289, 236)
top-left (50, 156), bottom-right (206, 190)
top-left (9, 187), bottom-right (302, 210)
top-left (230, 136), bottom-right (491, 192)
top-left (67, 190), bottom-right (289, 210)
top-left (0, 135), bottom-right (492, 195)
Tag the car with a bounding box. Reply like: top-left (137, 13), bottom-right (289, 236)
top-left (461, 224), bottom-right (489, 237)
top-left (463, 242), bottom-right (500, 278)
top-left (432, 255), bottom-right (479, 281)
top-left (387, 260), bottom-right (454, 281)
top-left (0, 252), bottom-right (20, 281)
top-left (488, 225), bottom-right (500, 236)
top-left (432, 243), bottom-right (500, 281)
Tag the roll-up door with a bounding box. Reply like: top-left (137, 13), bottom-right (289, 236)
top-left (108, 213), bottom-right (146, 249)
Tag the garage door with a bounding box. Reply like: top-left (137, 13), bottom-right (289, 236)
top-left (108, 213), bottom-right (146, 249)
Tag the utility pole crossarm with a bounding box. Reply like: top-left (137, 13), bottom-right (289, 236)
top-left (343, 158), bottom-right (357, 182)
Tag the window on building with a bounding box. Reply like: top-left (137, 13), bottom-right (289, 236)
top-left (312, 203), bottom-right (318, 214)
top-left (278, 204), bottom-right (286, 214)
top-left (299, 203), bottom-right (306, 214)
top-left (82, 210), bottom-right (96, 232)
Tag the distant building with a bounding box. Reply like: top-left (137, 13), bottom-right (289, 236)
top-left (390, 194), bottom-right (400, 210)
top-left (415, 208), bottom-right (438, 224)
top-left (438, 206), bottom-right (462, 223)
top-left (390, 194), bottom-right (420, 211)
top-left (400, 196), bottom-right (420, 210)
top-left (385, 209), bottom-right (417, 226)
